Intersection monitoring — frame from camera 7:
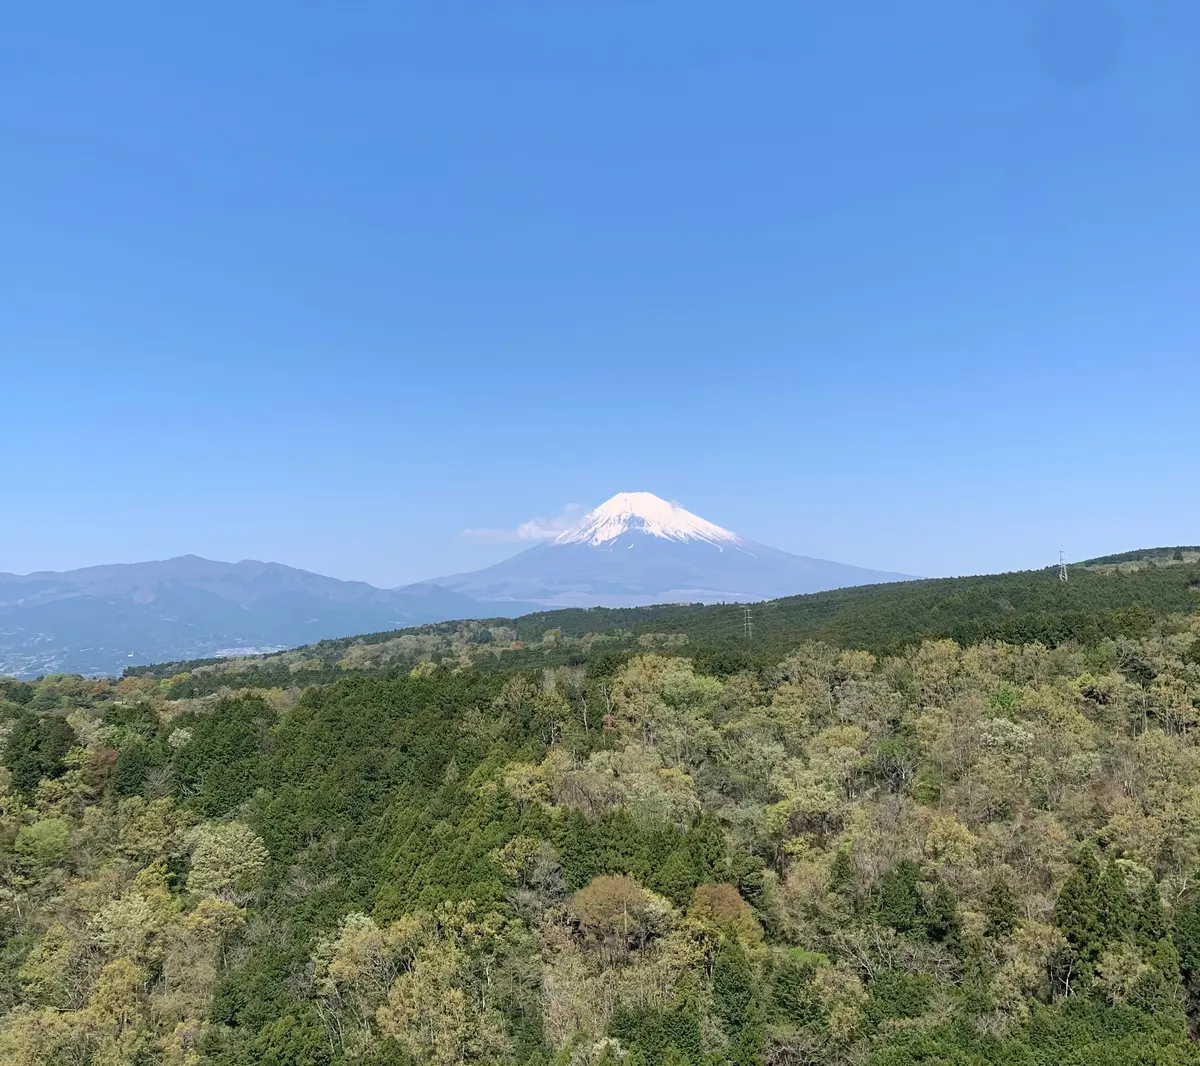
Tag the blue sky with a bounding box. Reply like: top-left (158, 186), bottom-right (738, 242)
top-left (2, 1), bottom-right (1197, 587)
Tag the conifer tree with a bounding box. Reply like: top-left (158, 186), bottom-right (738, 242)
top-left (1053, 849), bottom-right (1105, 990)
top-left (713, 943), bottom-right (757, 1037)
top-left (1097, 860), bottom-right (1133, 942)
top-left (983, 877), bottom-right (1018, 939)
top-left (829, 849), bottom-right (855, 894)
top-left (926, 884), bottom-right (960, 946)
top-left (1133, 878), bottom-right (1169, 950)
top-left (873, 861), bottom-right (929, 939)
top-left (1174, 899), bottom-right (1200, 987)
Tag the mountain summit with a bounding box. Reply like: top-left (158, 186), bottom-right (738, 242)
top-left (554, 492), bottom-right (743, 548)
top-left (0, 495), bottom-right (913, 677)
top-left (433, 492), bottom-right (915, 607)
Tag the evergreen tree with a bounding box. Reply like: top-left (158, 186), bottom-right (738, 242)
top-left (926, 883), bottom-right (960, 947)
top-left (683, 815), bottom-right (729, 881)
top-left (1128, 958), bottom-right (1187, 1027)
top-left (713, 944), bottom-right (757, 1037)
top-left (1174, 899), bottom-right (1200, 987)
top-left (4, 712), bottom-right (76, 796)
top-left (1097, 860), bottom-right (1133, 941)
top-left (1132, 878), bottom-right (1169, 950)
top-left (728, 1024), bottom-right (763, 1066)
top-left (983, 877), bottom-right (1018, 939)
top-left (655, 847), bottom-right (699, 905)
top-left (553, 809), bottom-right (602, 889)
top-left (770, 954), bottom-right (823, 1027)
top-left (829, 849), bottom-right (855, 894)
top-left (1053, 849), bottom-right (1105, 989)
top-left (112, 739), bottom-right (154, 796)
top-left (713, 943), bottom-right (763, 1066)
top-left (873, 861), bottom-right (929, 939)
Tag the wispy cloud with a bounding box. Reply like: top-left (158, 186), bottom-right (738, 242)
top-left (460, 503), bottom-right (587, 545)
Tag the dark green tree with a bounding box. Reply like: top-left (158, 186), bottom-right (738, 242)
top-left (711, 942), bottom-right (765, 1066)
top-left (864, 970), bottom-right (935, 1028)
top-left (926, 883), bottom-right (960, 946)
top-left (112, 740), bottom-right (155, 797)
top-left (1132, 878), bottom-right (1169, 950)
top-left (873, 861), bottom-right (929, 939)
top-left (4, 712), bottom-right (76, 796)
top-left (829, 848), bottom-right (855, 894)
top-left (1053, 849), bottom-right (1105, 990)
top-left (713, 943), bottom-right (757, 1037)
top-left (655, 847), bottom-right (699, 905)
top-left (770, 953), bottom-right (823, 1028)
top-left (1174, 899), bottom-right (1200, 989)
top-left (983, 877), bottom-right (1019, 939)
top-left (1097, 860), bottom-right (1133, 941)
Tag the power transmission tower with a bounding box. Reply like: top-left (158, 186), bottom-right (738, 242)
top-left (743, 604), bottom-right (754, 642)
top-left (1059, 549), bottom-right (1068, 583)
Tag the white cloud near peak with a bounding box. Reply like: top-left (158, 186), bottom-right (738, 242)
top-left (460, 503), bottom-right (587, 545)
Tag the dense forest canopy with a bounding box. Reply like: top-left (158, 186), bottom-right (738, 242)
top-left (4, 554), bottom-right (1200, 1064)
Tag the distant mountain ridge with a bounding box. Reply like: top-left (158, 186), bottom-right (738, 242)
top-left (1, 555), bottom-right (430, 608)
top-left (431, 491), bottom-right (915, 607)
top-left (0, 556), bottom-right (532, 679)
top-left (1, 493), bottom-right (914, 679)
top-left (124, 549), bottom-right (1200, 691)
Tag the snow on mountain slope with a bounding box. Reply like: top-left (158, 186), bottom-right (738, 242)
top-left (434, 492), bottom-right (916, 606)
top-left (554, 492), bottom-right (744, 548)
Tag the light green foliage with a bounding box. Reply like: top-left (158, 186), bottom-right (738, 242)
top-left (0, 777), bottom-right (249, 1062)
top-left (312, 904), bottom-right (518, 1065)
top-left (5, 589), bottom-right (1200, 1065)
top-left (185, 820), bottom-right (268, 901)
top-left (14, 817), bottom-right (69, 866)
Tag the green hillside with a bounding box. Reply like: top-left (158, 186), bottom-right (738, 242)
top-left (128, 557), bottom-right (1200, 695)
top-left (3, 552), bottom-right (1200, 1065)
top-left (509, 560), bottom-right (1200, 653)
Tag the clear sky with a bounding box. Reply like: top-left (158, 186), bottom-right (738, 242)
top-left (2, 1), bottom-right (1197, 587)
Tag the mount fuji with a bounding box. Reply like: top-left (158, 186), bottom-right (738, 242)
top-left (429, 492), bottom-right (915, 607)
top-left (0, 494), bottom-right (912, 678)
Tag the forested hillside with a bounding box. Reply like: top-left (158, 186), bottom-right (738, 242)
top-left (128, 557), bottom-right (1200, 696)
top-left (4, 557), bottom-right (1200, 1064)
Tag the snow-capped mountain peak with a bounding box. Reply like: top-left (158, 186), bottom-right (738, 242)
top-left (554, 492), bottom-right (743, 548)
top-left (436, 491), bottom-right (914, 606)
